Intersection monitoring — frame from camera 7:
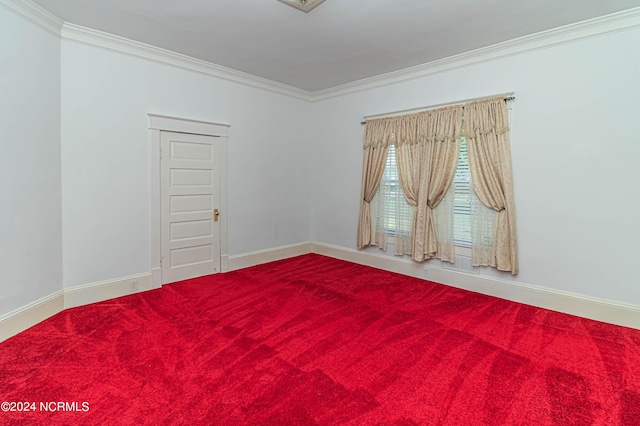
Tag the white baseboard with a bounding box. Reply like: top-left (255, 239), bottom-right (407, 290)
top-left (0, 290), bottom-right (64, 343)
top-left (64, 273), bottom-right (153, 309)
top-left (311, 242), bottom-right (640, 330)
top-left (0, 242), bottom-right (312, 343)
top-left (228, 241), bottom-right (313, 271)
top-left (0, 273), bottom-right (153, 343)
top-left (3, 240), bottom-right (639, 343)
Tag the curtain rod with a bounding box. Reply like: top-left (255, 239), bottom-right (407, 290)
top-left (360, 92), bottom-right (515, 124)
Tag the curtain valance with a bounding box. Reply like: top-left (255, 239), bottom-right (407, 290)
top-left (363, 105), bottom-right (463, 149)
top-left (464, 96), bottom-right (510, 139)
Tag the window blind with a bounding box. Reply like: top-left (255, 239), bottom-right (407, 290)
top-left (453, 137), bottom-right (472, 246)
top-left (376, 141), bottom-right (472, 245)
top-left (376, 145), bottom-right (413, 235)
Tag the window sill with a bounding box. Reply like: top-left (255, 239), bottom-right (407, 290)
top-left (454, 245), bottom-right (472, 257)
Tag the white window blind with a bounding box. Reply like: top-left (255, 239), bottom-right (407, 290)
top-left (453, 137), bottom-right (472, 246)
top-left (375, 140), bottom-right (472, 246)
top-left (376, 145), bottom-right (413, 235)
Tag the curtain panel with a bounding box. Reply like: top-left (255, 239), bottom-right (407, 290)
top-left (356, 143), bottom-right (389, 249)
top-left (406, 106), bottom-right (462, 262)
top-left (357, 106), bottom-right (463, 262)
top-left (357, 118), bottom-right (397, 248)
top-left (464, 97), bottom-right (519, 274)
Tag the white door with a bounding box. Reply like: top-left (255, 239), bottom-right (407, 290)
top-left (161, 131), bottom-right (221, 284)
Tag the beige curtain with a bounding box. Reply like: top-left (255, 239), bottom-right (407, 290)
top-left (464, 97), bottom-right (518, 274)
top-left (432, 180), bottom-right (456, 263)
top-left (357, 107), bottom-right (463, 261)
top-left (371, 145), bottom-right (415, 255)
top-left (359, 113), bottom-right (423, 254)
top-left (356, 120), bottom-right (391, 248)
top-left (402, 106), bottom-right (463, 262)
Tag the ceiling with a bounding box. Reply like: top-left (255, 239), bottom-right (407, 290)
top-left (31, 0), bottom-right (640, 92)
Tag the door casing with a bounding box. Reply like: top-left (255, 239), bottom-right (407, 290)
top-left (149, 114), bottom-right (229, 289)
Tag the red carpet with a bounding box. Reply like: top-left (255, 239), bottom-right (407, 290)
top-left (1, 254), bottom-right (639, 425)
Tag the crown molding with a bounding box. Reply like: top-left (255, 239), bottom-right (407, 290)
top-left (60, 23), bottom-right (314, 101)
top-left (0, 0), bottom-right (63, 37)
top-left (311, 7), bottom-right (640, 101)
top-left (4, 1), bottom-right (640, 103)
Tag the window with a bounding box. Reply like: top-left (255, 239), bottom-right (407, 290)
top-left (453, 137), bottom-right (471, 246)
top-left (375, 141), bottom-right (471, 245)
top-left (375, 145), bottom-right (413, 236)
top-left (360, 97), bottom-right (514, 272)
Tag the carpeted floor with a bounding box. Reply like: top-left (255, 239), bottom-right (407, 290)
top-left (1, 254), bottom-right (639, 425)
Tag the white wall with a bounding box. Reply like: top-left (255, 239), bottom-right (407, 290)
top-left (60, 41), bottom-right (311, 288)
top-left (310, 27), bottom-right (640, 307)
top-left (0, 8), bottom-right (62, 315)
top-left (3, 3), bottom-right (639, 324)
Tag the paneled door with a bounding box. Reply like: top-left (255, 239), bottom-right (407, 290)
top-left (161, 131), bottom-right (221, 284)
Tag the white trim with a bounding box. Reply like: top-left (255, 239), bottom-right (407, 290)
top-left (61, 23), bottom-right (313, 101)
top-left (148, 114), bottom-right (229, 135)
top-left (148, 114), bottom-right (230, 282)
top-left (0, 290), bottom-right (64, 343)
top-left (150, 128), bottom-right (162, 289)
top-left (0, 0), bottom-right (63, 37)
top-left (64, 273), bottom-right (152, 309)
top-left (312, 7), bottom-right (640, 101)
top-left (0, 239), bottom-right (307, 342)
top-left (219, 148), bottom-right (229, 272)
top-left (4, 3), bottom-right (640, 102)
top-left (311, 242), bottom-right (640, 330)
top-left (0, 273), bottom-right (152, 343)
top-left (151, 267), bottom-right (162, 290)
top-left (228, 242), bottom-right (313, 271)
top-left (3, 241), bottom-right (640, 342)
top-left (61, 6), bottom-right (640, 101)
top-left (221, 254), bottom-right (229, 273)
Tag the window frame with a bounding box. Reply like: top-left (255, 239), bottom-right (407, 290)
top-left (374, 140), bottom-right (473, 249)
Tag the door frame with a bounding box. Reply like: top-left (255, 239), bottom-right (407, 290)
top-left (149, 114), bottom-right (230, 289)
